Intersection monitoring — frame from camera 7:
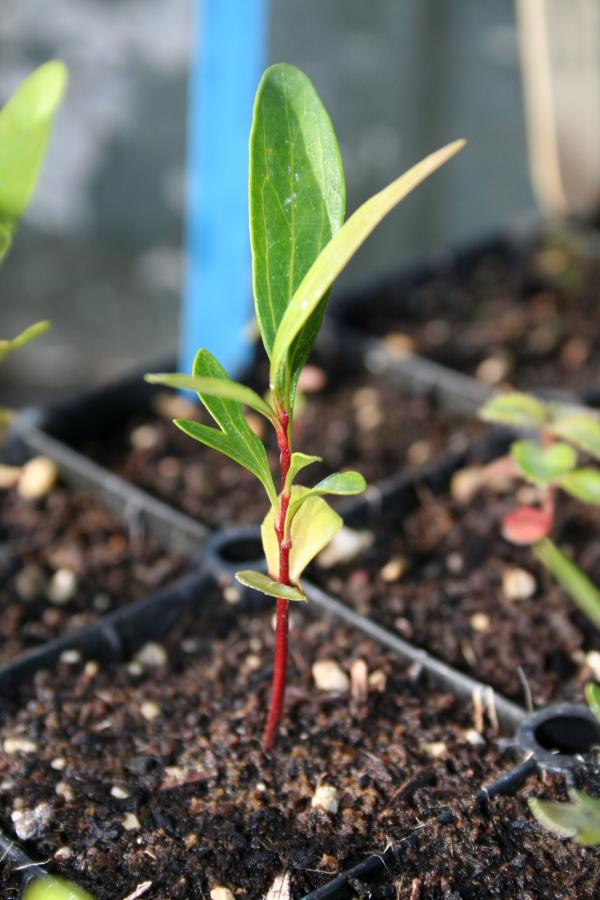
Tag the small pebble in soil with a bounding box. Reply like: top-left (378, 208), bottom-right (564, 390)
top-left (130, 424), bottom-right (160, 450)
top-left (464, 728), bottom-right (485, 746)
top-left (54, 846), bottom-right (72, 860)
top-left (350, 658), bottom-right (369, 701)
top-left (223, 584), bottom-right (242, 605)
top-left (502, 567), bottom-right (537, 601)
top-left (111, 786), bottom-right (132, 799)
top-left (17, 455), bottom-right (59, 500)
top-left (312, 660), bottom-right (350, 693)
top-left (475, 352), bottom-right (512, 385)
top-left (93, 593), bottom-right (111, 612)
top-left (265, 871), bottom-right (291, 900)
top-left (122, 812), bottom-right (141, 831)
top-left (55, 781), bottom-right (75, 801)
top-left (406, 439), bottom-right (432, 466)
top-left (59, 649), bottom-right (81, 664)
top-left (379, 555), bottom-right (408, 583)
top-left (50, 757), bottom-right (66, 770)
top-left (11, 801), bottom-right (52, 840)
top-left (450, 465), bottom-right (484, 504)
top-left (317, 527), bottom-right (374, 568)
top-left (584, 650), bottom-right (600, 680)
top-left (311, 784), bottom-right (339, 814)
top-left (368, 669), bottom-right (387, 692)
top-left (298, 364), bottom-right (327, 393)
top-left (140, 701), bottom-right (161, 721)
top-left (3, 736), bottom-right (37, 754)
top-left (446, 552), bottom-right (463, 573)
top-left (382, 331), bottom-right (416, 356)
top-left (470, 612), bottom-right (491, 633)
top-left (47, 568), bottom-right (78, 605)
top-left (152, 390), bottom-right (197, 420)
top-left (210, 888), bottom-right (235, 900)
top-left (84, 660), bottom-right (99, 678)
top-left (15, 563), bottom-right (47, 601)
top-left (421, 741), bottom-right (448, 759)
top-left (134, 642), bottom-right (167, 668)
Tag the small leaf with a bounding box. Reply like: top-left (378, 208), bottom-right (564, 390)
top-left (529, 790), bottom-right (600, 846)
top-left (479, 392), bottom-right (548, 427)
top-left (585, 682), bottom-right (600, 721)
top-left (511, 439), bottom-right (576, 485)
top-left (502, 505), bottom-right (553, 545)
top-left (550, 414), bottom-right (600, 461)
top-left (284, 451), bottom-right (322, 493)
top-left (261, 487), bottom-right (343, 583)
top-left (287, 470), bottom-right (367, 526)
top-left (163, 349), bottom-right (277, 506)
top-left (145, 372), bottom-right (276, 423)
top-left (235, 570), bottom-right (306, 602)
top-left (249, 63), bottom-right (345, 383)
top-left (534, 538), bottom-right (600, 631)
top-left (0, 320), bottom-right (51, 363)
top-left (560, 468), bottom-right (600, 505)
top-left (23, 875), bottom-right (95, 900)
top-left (269, 139), bottom-right (465, 405)
top-left (0, 61), bottom-right (68, 260)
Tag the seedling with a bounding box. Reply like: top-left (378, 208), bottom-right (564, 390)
top-left (479, 392), bottom-right (600, 629)
top-left (147, 63), bottom-right (464, 749)
top-left (529, 683), bottom-right (600, 845)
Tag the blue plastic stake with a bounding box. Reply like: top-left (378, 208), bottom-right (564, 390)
top-left (180, 0), bottom-right (269, 379)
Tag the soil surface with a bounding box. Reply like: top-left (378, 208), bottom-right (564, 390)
top-left (315, 449), bottom-right (600, 709)
top-left (79, 373), bottom-right (481, 527)
top-left (0, 591), bottom-right (598, 898)
top-left (343, 230), bottom-right (600, 394)
top-left (0, 480), bottom-right (186, 663)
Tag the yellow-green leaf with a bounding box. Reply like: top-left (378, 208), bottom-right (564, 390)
top-left (0, 320), bottom-right (51, 363)
top-left (145, 372), bottom-right (276, 423)
top-left (550, 414), bottom-right (600, 461)
top-left (269, 139), bottom-right (465, 403)
top-left (24, 875), bottom-right (95, 900)
top-left (261, 486), bottom-right (343, 583)
top-left (479, 392), bottom-right (548, 428)
top-left (511, 439), bottom-right (576, 485)
top-left (585, 682), bottom-right (600, 721)
top-left (284, 451), bottom-right (322, 493)
top-left (0, 61), bottom-right (68, 260)
top-left (529, 790), bottom-right (600, 846)
top-left (560, 468), bottom-right (600, 505)
top-left (286, 470), bottom-right (367, 526)
top-left (235, 569), bottom-right (306, 602)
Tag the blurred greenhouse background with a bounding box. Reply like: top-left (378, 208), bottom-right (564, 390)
top-left (0, 0), bottom-right (534, 403)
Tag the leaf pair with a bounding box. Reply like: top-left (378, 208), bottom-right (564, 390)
top-left (250, 64), bottom-right (464, 413)
top-left (0, 61), bottom-right (67, 261)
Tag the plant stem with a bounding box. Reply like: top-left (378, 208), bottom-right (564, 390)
top-left (263, 407), bottom-right (292, 751)
top-left (534, 537), bottom-right (600, 631)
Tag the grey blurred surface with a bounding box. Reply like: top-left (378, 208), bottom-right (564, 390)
top-left (0, 0), bottom-right (534, 404)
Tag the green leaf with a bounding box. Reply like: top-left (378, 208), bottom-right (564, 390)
top-left (23, 875), bottom-right (95, 900)
top-left (287, 470), bottom-right (367, 526)
top-left (511, 439), bottom-right (576, 485)
top-left (479, 392), bottom-right (548, 428)
top-left (249, 63), bottom-right (345, 384)
top-left (0, 61), bottom-right (68, 260)
top-left (534, 538), bottom-right (600, 631)
top-left (269, 139), bottom-right (465, 404)
top-left (529, 790), bottom-right (600, 846)
top-left (144, 372), bottom-right (276, 423)
top-left (234, 570), bottom-right (306, 602)
top-left (261, 487), bottom-right (343, 583)
top-left (560, 468), bottom-right (600, 505)
top-left (550, 414), bottom-right (600, 461)
top-left (0, 320), bottom-right (51, 363)
top-left (167, 349), bottom-right (277, 506)
top-left (585, 682), bottom-right (600, 721)
top-left (284, 451), bottom-right (322, 493)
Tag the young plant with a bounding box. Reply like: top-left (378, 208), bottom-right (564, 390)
top-left (528, 683), bottom-right (600, 846)
top-left (0, 61), bottom-right (67, 431)
top-left (479, 392), bottom-right (600, 629)
top-left (147, 63), bottom-right (464, 750)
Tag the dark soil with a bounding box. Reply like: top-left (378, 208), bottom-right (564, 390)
top-left (0, 480), bottom-right (186, 663)
top-left (0, 590), bottom-right (598, 898)
top-left (315, 451), bottom-right (600, 709)
top-left (80, 374), bottom-right (480, 527)
top-left (343, 230), bottom-right (600, 394)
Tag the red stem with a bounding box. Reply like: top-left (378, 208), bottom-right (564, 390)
top-left (262, 407), bottom-right (292, 751)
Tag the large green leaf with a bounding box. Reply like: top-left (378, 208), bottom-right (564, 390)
top-left (560, 468), bottom-right (600, 505)
top-left (167, 349), bottom-right (277, 505)
top-left (249, 63), bottom-right (345, 380)
top-left (286, 470), bottom-right (366, 526)
top-left (529, 790), bottom-right (600, 846)
top-left (269, 139), bottom-right (465, 404)
top-left (0, 61), bottom-right (68, 260)
top-left (511, 439), bottom-right (576, 485)
top-left (550, 414), bottom-right (600, 461)
top-left (235, 569), bottom-right (306, 602)
top-left (145, 372), bottom-right (276, 423)
top-left (479, 392), bottom-right (548, 428)
top-left (0, 320), bottom-right (50, 363)
top-left (261, 486), bottom-right (343, 584)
